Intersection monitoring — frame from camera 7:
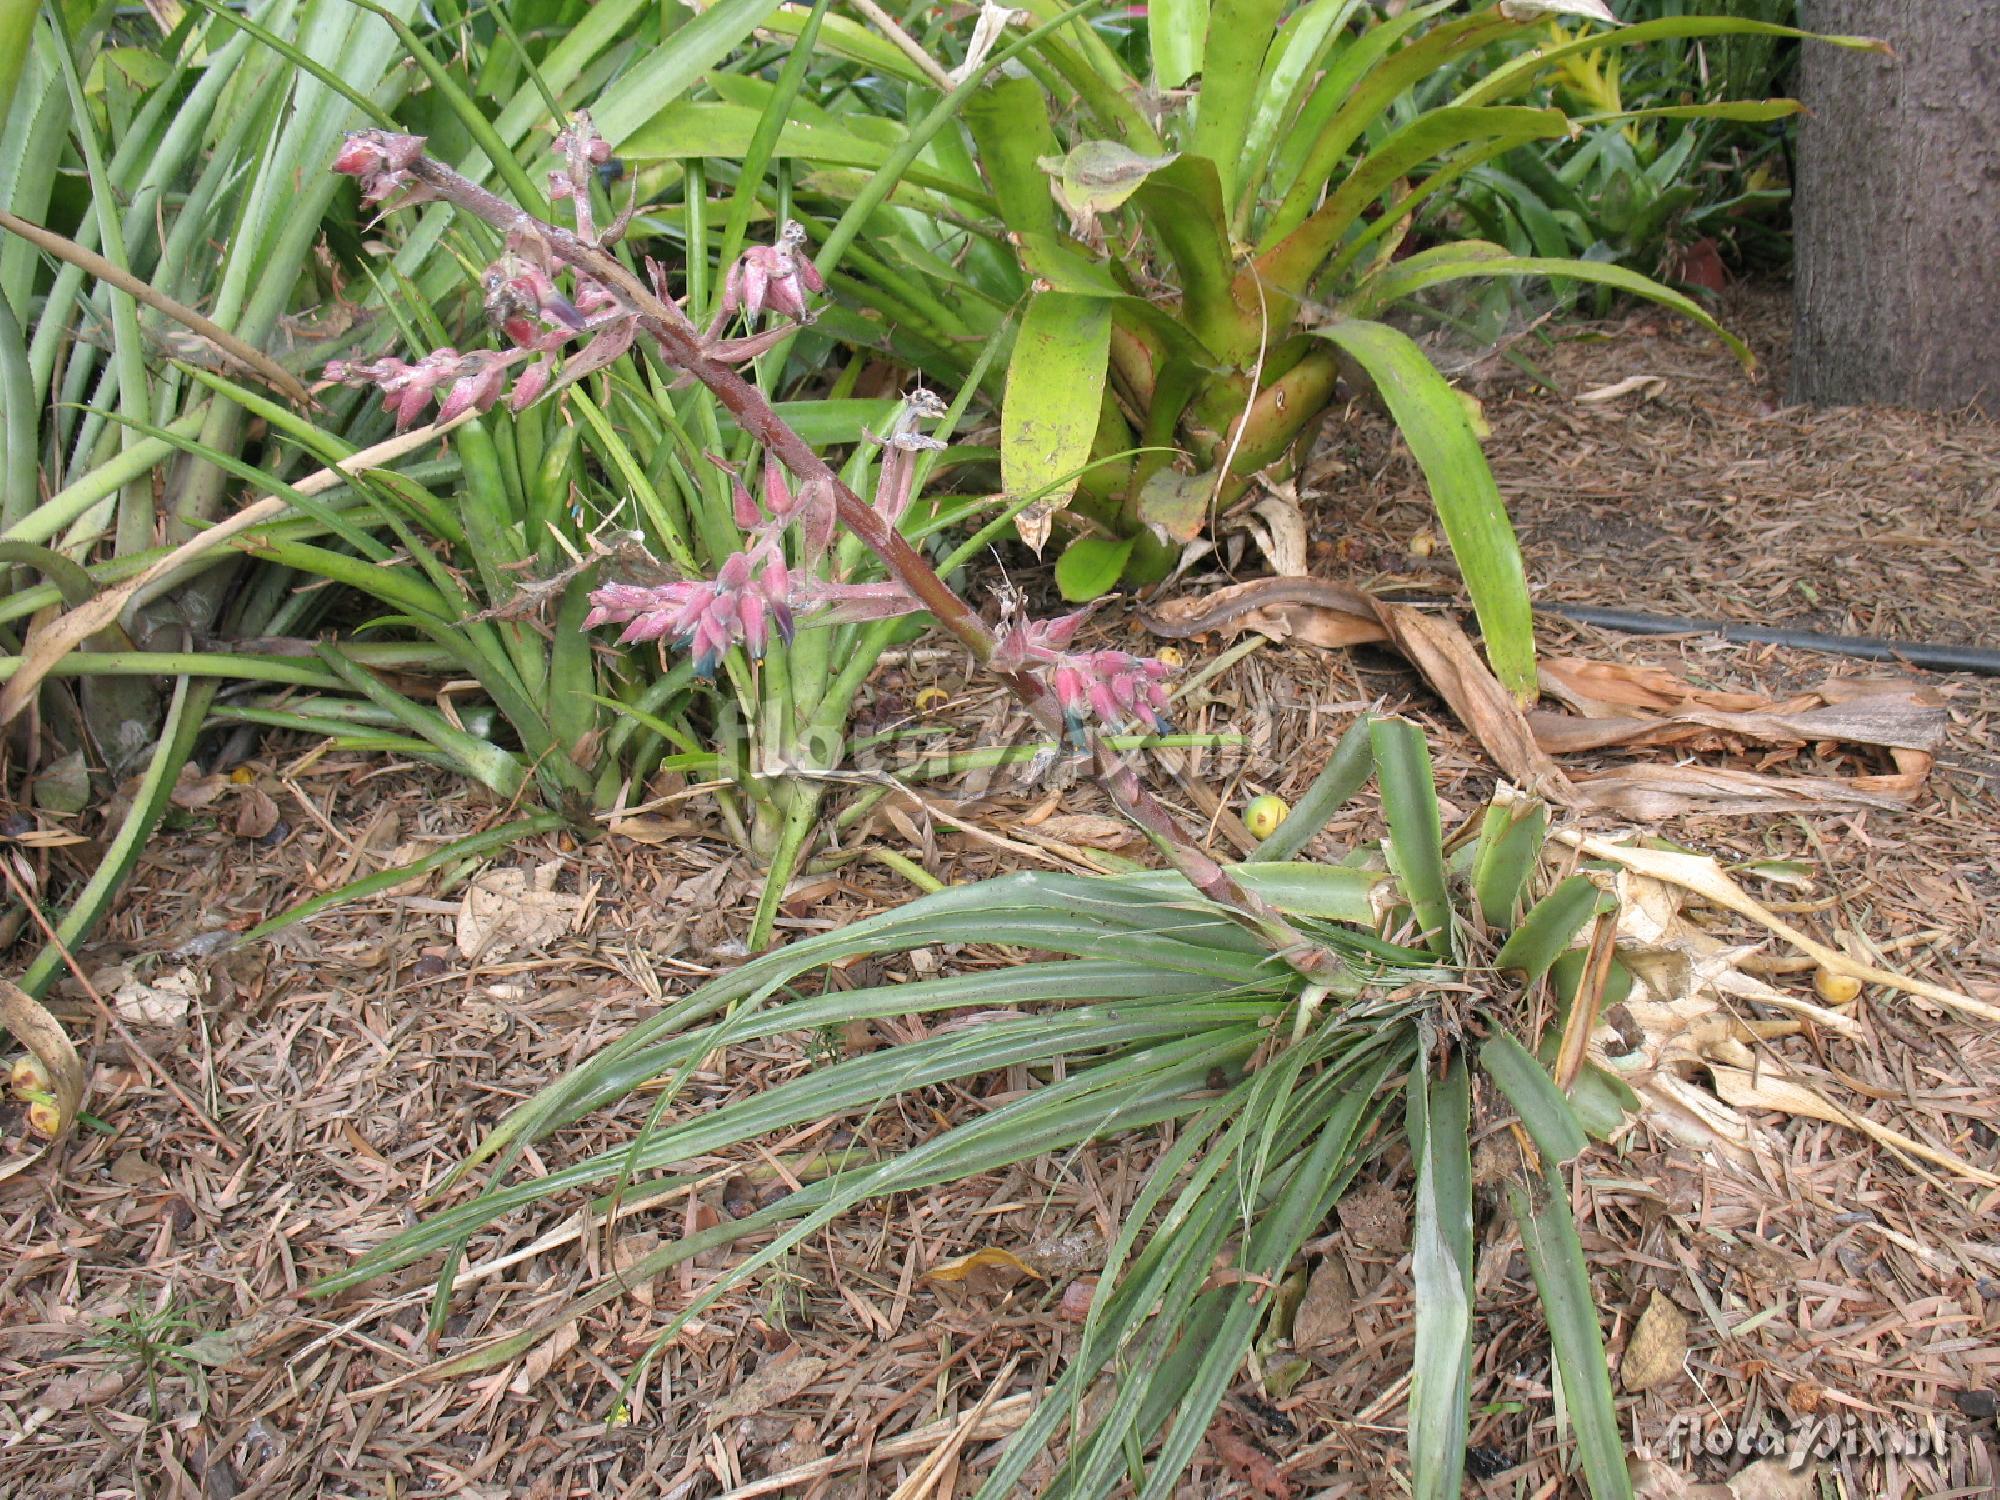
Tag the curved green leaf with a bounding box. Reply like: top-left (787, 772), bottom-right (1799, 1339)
top-left (592, 0), bottom-right (787, 146)
top-left (1495, 874), bottom-right (1609, 981)
top-left (1408, 1052), bottom-right (1473, 1500)
top-left (1316, 319), bottom-right (1535, 699)
top-left (1260, 105), bottom-right (1571, 294)
top-left (1470, 797), bottom-right (1546, 925)
top-left (1264, 2), bottom-right (1524, 244)
top-left (1150, 0), bottom-right (1207, 91)
top-left (1371, 717), bottom-right (1454, 956)
top-left (1479, 1030), bottom-right (1586, 1167)
top-left (622, 102), bottom-right (990, 207)
top-left (1251, 713), bottom-right (1375, 862)
top-left (1054, 534), bottom-right (1133, 602)
top-left (1237, 0), bottom-right (1364, 232)
top-left (1185, 0), bottom-right (1285, 205)
top-left (1505, 1163), bottom-right (1634, 1500)
top-left (964, 75), bottom-right (1060, 237)
top-left (1454, 15), bottom-right (1888, 113)
top-left (1348, 242), bottom-right (1754, 366)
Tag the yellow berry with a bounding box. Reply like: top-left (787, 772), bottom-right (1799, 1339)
top-left (1155, 646), bottom-right (1184, 668)
top-left (1244, 794), bottom-right (1290, 841)
top-left (915, 686), bottom-right (950, 713)
top-left (10, 1055), bottom-right (49, 1099)
top-left (26, 1100), bottom-right (62, 1138)
top-left (1813, 967), bottom-right (1862, 1006)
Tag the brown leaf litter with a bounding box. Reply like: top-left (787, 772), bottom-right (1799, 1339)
top-left (1144, 575), bottom-right (1944, 817)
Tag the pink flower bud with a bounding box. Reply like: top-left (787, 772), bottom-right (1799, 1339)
top-left (731, 477), bottom-right (762, 529)
top-left (509, 357), bottom-right (553, 412)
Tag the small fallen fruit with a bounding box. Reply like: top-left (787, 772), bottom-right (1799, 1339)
top-left (915, 686), bottom-right (950, 712)
top-left (9, 1054), bottom-right (50, 1099)
top-left (1244, 794), bottom-right (1289, 841)
top-left (1813, 967), bottom-right (1862, 1005)
top-left (26, 1099), bottom-right (62, 1138)
top-left (1155, 645), bottom-right (1184, 668)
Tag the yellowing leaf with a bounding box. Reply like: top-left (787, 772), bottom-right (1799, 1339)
top-left (1036, 141), bottom-right (1179, 221)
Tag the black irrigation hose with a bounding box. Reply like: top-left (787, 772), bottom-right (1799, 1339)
top-left (1537, 603), bottom-right (2000, 677)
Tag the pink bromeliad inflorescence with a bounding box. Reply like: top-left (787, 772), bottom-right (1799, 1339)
top-left (584, 540), bottom-right (795, 676)
top-left (992, 609), bottom-right (1175, 738)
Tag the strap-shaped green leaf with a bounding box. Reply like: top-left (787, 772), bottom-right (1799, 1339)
top-left (1479, 1030), bottom-right (1587, 1167)
top-left (1372, 717), bottom-right (1455, 956)
top-left (1495, 874), bottom-right (1611, 980)
top-left (1185, 0), bottom-right (1285, 205)
top-left (1004, 291), bottom-right (1112, 518)
top-left (1347, 242), bottom-right (1754, 367)
top-left (1409, 1051), bottom-right (1474, 1500)
top-left (1505, 1162), bottom-right (1634, 1499)
top-left (1322, 320), bottom-right (1536, 700)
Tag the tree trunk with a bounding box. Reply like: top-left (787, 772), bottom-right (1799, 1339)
top-left (1791, 2), bottom-right (2000, 416)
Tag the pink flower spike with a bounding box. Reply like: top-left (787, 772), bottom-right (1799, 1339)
top-left (1033, 608), bottom-right (1091, 654)
top-left (1052, 662), bottom-right (1087, 721)
top-left (739, 590), bottom-right (769, 657)
top-left (719, 222), bottom-right (822, 327)
top-left (333, 131), bottom-right (429, 206)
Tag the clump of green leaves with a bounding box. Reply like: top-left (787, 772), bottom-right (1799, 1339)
top-left (620, 0), bottom-right (1879, 700)
top-left (321, 716), bottom-right (1647, 1497)
top-left (1458, 1), bottom-right (1810, 284)
top-left (85, 1295), bottom-right (210, 1421)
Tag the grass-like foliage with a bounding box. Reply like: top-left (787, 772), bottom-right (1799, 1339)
top-left (1458, 1), bottom-right (1810, 284)
top-left (323, 717), bottom-right (1646, 1498)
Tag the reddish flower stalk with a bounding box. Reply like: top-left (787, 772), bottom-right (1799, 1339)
top-left (331, 125), bottom-right (1338, 977)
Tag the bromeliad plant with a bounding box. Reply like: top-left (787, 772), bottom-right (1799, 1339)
top-left (620, 0), bottom-right (1879, 697)
top-left (0, 0), bottom-right (433, 995)
top-left (322, 717), bottom-right (1646, 1499)
top-left (317, 116), bottom-right (1199, 948)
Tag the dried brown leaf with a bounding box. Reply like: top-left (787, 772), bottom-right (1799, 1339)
top-left (1208, 1418), bottom-right (1295, 1500)
top-left (1620, 1290), bottom-right (1689, 1392)
top-left (707, 1353), bottom-right (827, 1426)
top-left (232, 786), bottom-right (282, 840)
top-left (508, 1320), bottom-right (579, 1396)
top-left (1291, 1256), bottom-right (1355, 1353)
top-left (1142, 580), bottom-right (1942, 813)
top-left (455, 862), bottom-right (585, 961)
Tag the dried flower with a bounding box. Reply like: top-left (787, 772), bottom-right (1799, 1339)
top-left (869, 390), bottom-right (950, 527)
top-left (483, 255), bottom-right (585, 348)
top-left (721, 221), bottom-right (825, 325)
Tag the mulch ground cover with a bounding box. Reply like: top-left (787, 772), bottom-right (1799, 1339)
top-left (3, 283), bottom-right (1996, 1498)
